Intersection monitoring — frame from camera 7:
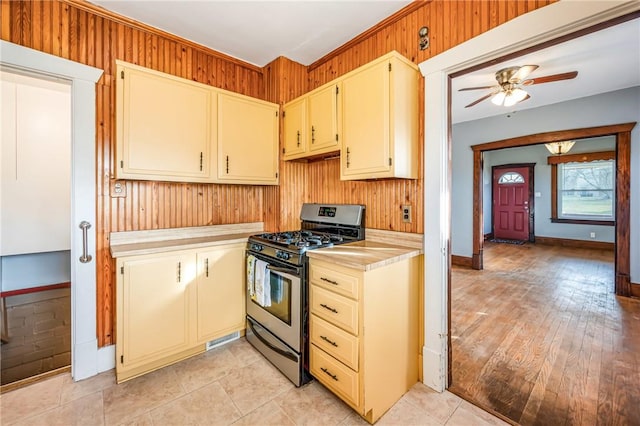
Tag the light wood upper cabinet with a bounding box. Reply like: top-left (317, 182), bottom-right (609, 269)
top-left (283, 82), bottom-right (341, 161)
top-left (282, 97), bottom-right (307, 159)
top-left (216, 92), bottom-right (279, 185)
top-left (341, 52), bottom-right (419, 180)
top-left (308, 83), bottom-right (341, 153)
top-left (196, 243), bottom-right (245, 343)
top-left (115, 60), bottom-right (280, 185)
top-left (116, 61), bottom-right (213, 182)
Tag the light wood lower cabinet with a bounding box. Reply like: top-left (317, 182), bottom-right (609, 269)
top-left (115, 243), bottom-right (245, 383)
top-left (195, 243), bottom-right (245, 343)
top-left (309, 257), bottom-right (420, 424)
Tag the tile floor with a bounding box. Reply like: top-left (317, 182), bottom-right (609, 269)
top-left (0, 338), bottom-right (508, 425)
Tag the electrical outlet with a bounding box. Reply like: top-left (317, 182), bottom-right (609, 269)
top-left (590, 232), bottom-right (596, 239)
top-left (402, 205), bottom-right (412, 223)
top-left (110, 180), bottom-right (126, 198)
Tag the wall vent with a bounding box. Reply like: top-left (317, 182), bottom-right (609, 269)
top-left (205, 331), bottom-right (240, 351)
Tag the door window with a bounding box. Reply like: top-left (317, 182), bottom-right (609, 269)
top-left (498, 172), bottom-right (525, 184)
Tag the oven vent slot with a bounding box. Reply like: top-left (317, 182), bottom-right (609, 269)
top-left (205, 331), bottom-right (240, 351)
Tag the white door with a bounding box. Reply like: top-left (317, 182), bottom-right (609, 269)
top-left (1, 40), bottom-right (103, 381)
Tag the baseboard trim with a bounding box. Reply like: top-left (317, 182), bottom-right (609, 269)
top-left (631, 282), bottom-right (640, 298)
top-left (0, 366), bottom-right (70, 394)
top-left (0, 282), bottom-right (71, 299)
top-left (535, 236), bottom-right (614, 251)
top-left (451, 255), bottom-right (473, 268)
top-left (484, 232), bottom-right (493, 241)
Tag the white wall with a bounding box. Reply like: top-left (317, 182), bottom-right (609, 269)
top-left (483, 136), bottom-right (616, 242)
top-left (0, 70), bottom-right (72, 293)
top-left (451, 86), bottom-right (639, 282)
top-left (1, 251), bottom-right (71, 292)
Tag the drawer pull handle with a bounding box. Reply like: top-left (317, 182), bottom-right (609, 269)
top-left (320, 303), bottom-right (338, 314)
top-left (321, 367), bottom-right (339, 381)
top-left (321, 277), bottom-right (339, 285)
top-left (320, 335), bottom-right (338, 347)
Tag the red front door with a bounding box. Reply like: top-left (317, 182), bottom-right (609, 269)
top-left (493, 166), bottom-right (530, 241)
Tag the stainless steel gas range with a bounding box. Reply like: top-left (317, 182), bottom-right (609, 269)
top-left (245, 203), bottom-right (365, 386)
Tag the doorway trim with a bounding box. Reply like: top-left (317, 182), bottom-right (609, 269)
top-left (418, 1), bottom-right (640, 392)
top-left (490, 163), bottom-right (536, 243)
top-left (471, 123), bottom-right (635, 296)
top-left (0, 40), bottom-right (104, 380)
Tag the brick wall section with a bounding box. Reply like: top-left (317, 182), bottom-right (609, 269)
top-left (1, 288), bottom-right (71, 385)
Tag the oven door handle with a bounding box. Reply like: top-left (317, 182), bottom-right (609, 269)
top-left (266, 265), bottom-right (298, 275)
top-left (247, 319), bottom-right (298, 362)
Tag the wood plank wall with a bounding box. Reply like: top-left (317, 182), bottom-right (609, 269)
top-left (262, 56), bottom-right (308, 231)
top-left (281, 0), bottom-right (556, 234)
top-left (1, 0), bottom-right (268, 346)
top-left (1, 0), bottom-right (555, 347)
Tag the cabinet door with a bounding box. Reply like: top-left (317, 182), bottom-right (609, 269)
top-left (117, 64), bottom-right (211, 181)
top-left (120, 253), bottom-right (195, 368)
top-left (196, 244), bottom-right (245, 343)
top-left (308, 83), bottom-right (340, 153)
top-left (341, 62), bottom-right (391, 178)
top-left (283, 97), bottom-right (307, 159)
top-left (216, 93), bottom-right (279, 184)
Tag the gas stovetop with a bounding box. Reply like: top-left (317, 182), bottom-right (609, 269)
top-left (250, 230), bottom-right (349, 252)
top-left (247, 203), bottom-right (365, 263)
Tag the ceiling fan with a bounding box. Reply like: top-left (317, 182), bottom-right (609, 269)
top-left (459, 65), bottom-right (578, 108)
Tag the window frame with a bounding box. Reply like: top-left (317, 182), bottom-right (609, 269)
top-left (548, 151), bottom-right (615, 226)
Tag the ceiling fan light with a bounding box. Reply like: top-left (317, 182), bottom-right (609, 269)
top-left (512, 88), bottom-right (528, 102)
top-left (545, 141), bottom-right (576, 155)
top-left (491, 91), bottom-right (506, 106)
top-left (503, 88), bottom-right (528, 107)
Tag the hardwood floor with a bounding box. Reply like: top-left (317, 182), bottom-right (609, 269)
top-left (450, 242), bottom-right (640, 425)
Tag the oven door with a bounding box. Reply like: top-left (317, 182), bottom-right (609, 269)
top-left (246, 252), bottom-right (301, 351)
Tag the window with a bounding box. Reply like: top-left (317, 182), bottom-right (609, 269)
top-left (548, 151), bottom-right (615, 225)
top-left (559, 161), bottom-right (614, 220)
top-left (498, 172), bottom-right (524, 184)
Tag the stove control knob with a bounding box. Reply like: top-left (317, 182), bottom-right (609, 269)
top-left (250, 244), bottom-right (264, 252)
top-left (276, 251), bottom-right (291, 260)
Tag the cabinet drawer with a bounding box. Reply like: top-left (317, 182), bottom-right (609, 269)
top-left (310, 286), bottom-right (358, 334)
top-left (310, 344), bottom-right (359, 407)
top-left (310, 315), bottom-right (358, 370)
top-left (310, 263), bottom-right (360, 300)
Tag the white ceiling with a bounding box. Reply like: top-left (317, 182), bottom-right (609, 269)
top-left (90, 0), bottom-right (413, 67)
top-left (452, 18), bottom-right (640, 124)
top-left (89, 1), bottom-right (639, 124)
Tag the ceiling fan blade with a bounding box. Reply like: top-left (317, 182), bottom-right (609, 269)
top-left (509, 65), bottom-right (539, 83)
top-left (458, 85), bottom-right (496, 92)
top-left (465, 93), bottom-right (494, 108)
top-left (523, 71), bottom-right (578, 85)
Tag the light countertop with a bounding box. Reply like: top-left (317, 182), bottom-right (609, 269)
top-left (305, 240), bottom-right (422, 271)
top-left (110, 223), bottom-right (262, 258)
top-left (110, 223), bottom-right (423, 269)
top-left (110, 232), bottom-right (255, 257)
